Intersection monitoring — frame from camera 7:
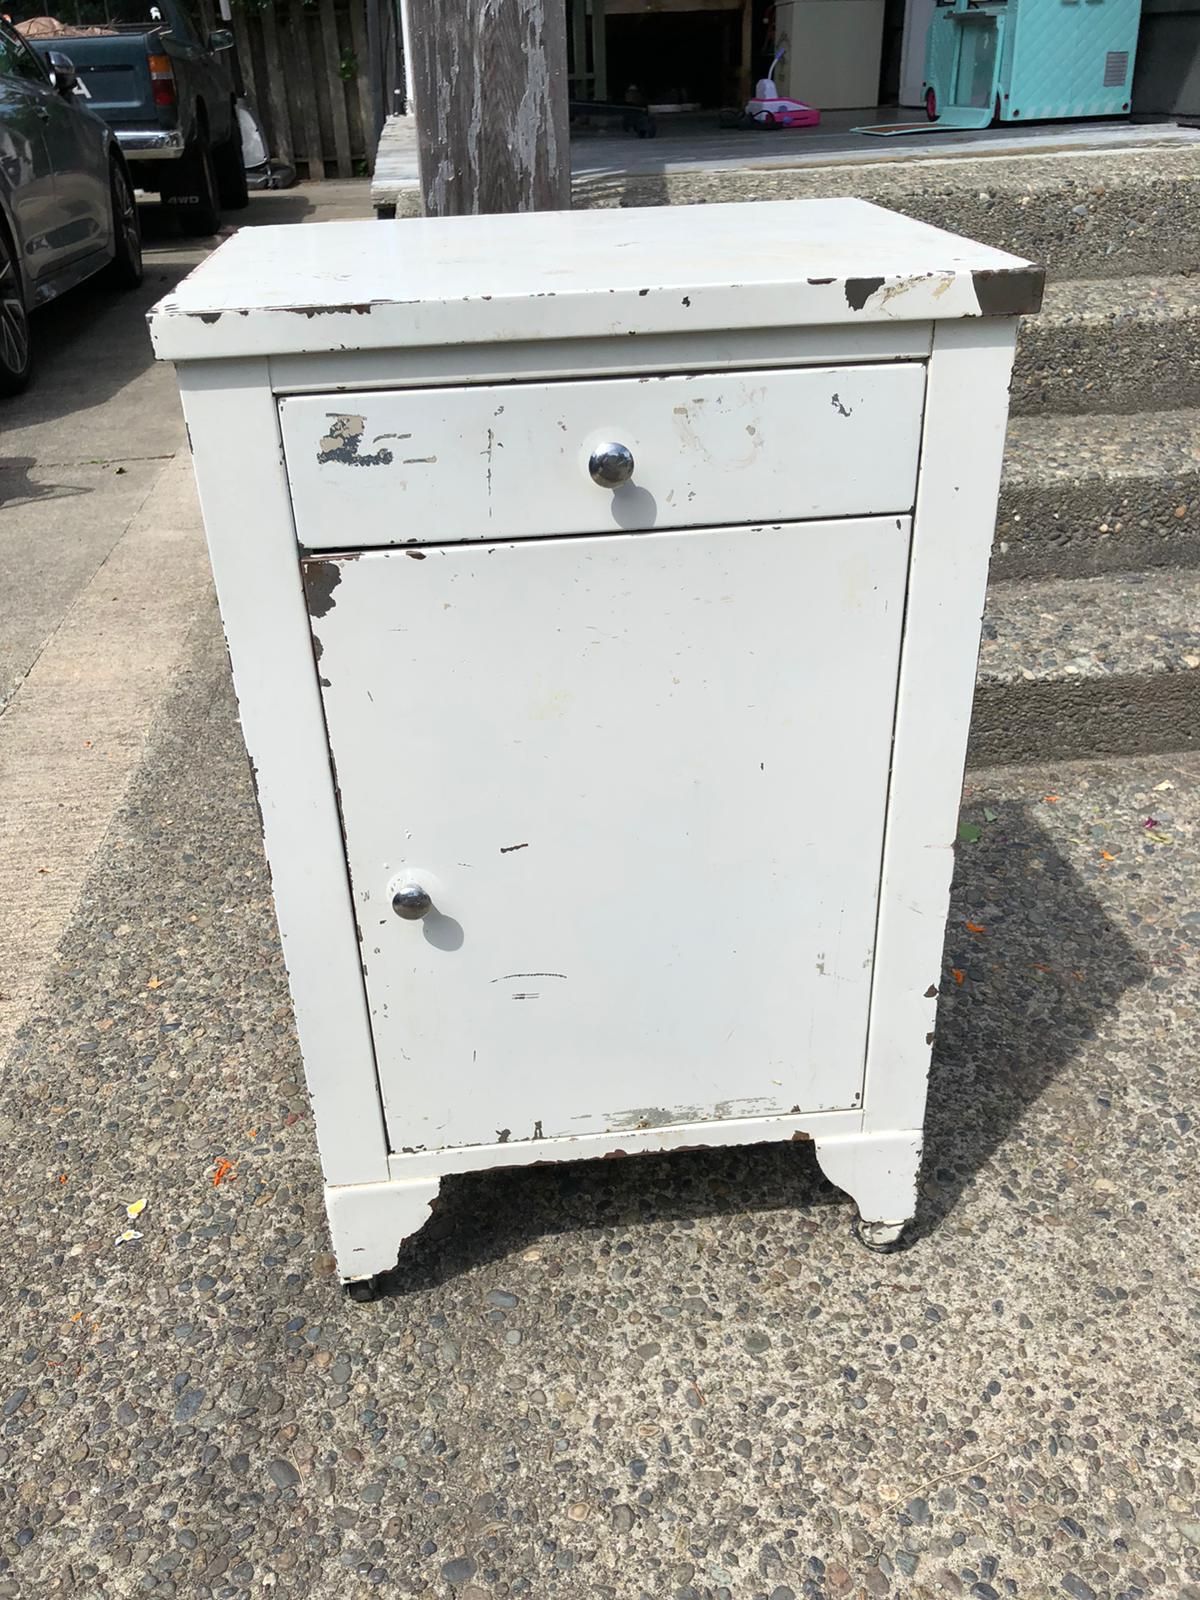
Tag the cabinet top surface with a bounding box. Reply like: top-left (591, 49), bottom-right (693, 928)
top-left (149, 198), bottom-right (1041, 362)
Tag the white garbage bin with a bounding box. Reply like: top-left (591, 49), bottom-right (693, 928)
top-left (150, 200), bottom-right (1041, 1290)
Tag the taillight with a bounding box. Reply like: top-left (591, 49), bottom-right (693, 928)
top-left (147, 51), bottom-right (176, 107)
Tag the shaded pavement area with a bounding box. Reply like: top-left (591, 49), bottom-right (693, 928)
top-left (2, 608), bottom-right (1198, 1598)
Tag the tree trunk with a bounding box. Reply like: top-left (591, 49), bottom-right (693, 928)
top-left (406, 0), bottom-right (570, 216)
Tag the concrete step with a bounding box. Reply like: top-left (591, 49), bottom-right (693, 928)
top-left (1010, 272), bottom-right (1200, 416)
top-left (994, 410), bottom-right (1200, 580)
top-left (572, 143), bottom-right (1200, 280)
top-left (968, 568), bottom-right (1200, 766)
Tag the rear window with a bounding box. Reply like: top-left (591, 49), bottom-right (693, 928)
top-left (6, 1), bottom-right (175, 33)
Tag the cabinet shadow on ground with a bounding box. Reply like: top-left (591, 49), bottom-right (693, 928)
top-left (381, 798), bottom-right (1148, 1294)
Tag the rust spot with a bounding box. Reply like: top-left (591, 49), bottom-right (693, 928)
top-left (790, 1130), bottom-right (812, 1142)
top-left (972, 266), bottom-right (1045, 317)
top-left (830, 394), bottom-right (852, 418)
top-left (499, 842), bottom-right (529, 854)
top-left (924, 984), bottom-right (938, 999)
top-left (681, 295), bottom-right (691, 307)
top-left (198, 312), bottom-right (222, 325)
top-left (602, 1148), bottom-right (629, 1159)
top-left (496, 1128), bottom-right (511, 1144)
top-left (844, 277), bottom-right (885, 311)
top-left (925, 1032), bottom-right (935, 1046)
top-left (406, 550), bottom-right (426, 560)
top-left (302, 559), bottom-right (342, 619)
top-left (533, 1120), bottom-right (544, 1140)
top-left (808, 277), bottom-right (835, 286)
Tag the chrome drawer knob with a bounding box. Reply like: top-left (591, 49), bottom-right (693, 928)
top-left (392, 882), bottom-right (433, 920)
top-left (588, 442), bottom-right (635, 488)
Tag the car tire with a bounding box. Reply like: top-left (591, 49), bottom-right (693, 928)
top-left (174, 130), bottom-right (222, 237)
top-left (0, 226), bottom-right (33, 397)
top-left (102, 159), bottom-right (144, 289)
top-left (214, 110), bottom-right (250, 210)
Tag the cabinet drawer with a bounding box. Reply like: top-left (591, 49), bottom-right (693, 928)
top-left (280, 364), bottom-right (925, 547)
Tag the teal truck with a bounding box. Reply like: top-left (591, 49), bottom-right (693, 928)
top-left (14, 0), bottom-right (247, 233)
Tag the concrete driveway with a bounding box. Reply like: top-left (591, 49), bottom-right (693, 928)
top-left (1, 187), bottom-right (1199, 1600)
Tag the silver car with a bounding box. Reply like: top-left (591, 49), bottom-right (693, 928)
top-left (0, 16), bottom-right (141, 394)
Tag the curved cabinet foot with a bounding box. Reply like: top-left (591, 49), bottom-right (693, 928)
top-left (325, 1177), bottom-right (441, 1285)
top-left (813, 1131), bottom-right (921, 1251)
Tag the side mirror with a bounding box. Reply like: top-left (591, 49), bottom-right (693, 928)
top-left (46, 50), bottom-right (79, 95)
top-left (207, 27), bottom-right (234, 50)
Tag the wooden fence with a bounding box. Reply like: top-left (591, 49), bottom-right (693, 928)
top-left (195, 0), bottom-right (385, 180)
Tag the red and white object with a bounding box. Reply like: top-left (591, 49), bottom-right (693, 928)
top-left (745, 66), bottom-right (821, 126)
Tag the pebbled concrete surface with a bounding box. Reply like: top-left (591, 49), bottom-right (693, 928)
top-left (569, 145), bottom-right (1200, 280)
top-left (970, 570), bottom-right (1200, 764)
top-left (995, 412), bottom-right (1200, 582)
top-left (1010, 275), bottom-right (1200, 417)
top-left (2, 611), bottom-right (1199, 1600)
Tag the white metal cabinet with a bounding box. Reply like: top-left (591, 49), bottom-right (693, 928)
top-left (151, 199), bottom-right (1042, 1286)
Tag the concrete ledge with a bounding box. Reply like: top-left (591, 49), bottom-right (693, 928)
top-left (1011, 273), bottom-right (1200, 415)
top-left (378, 137), bottom-right (1200, 281)
top-left (573, 144), bottom-right (1200, 278)
top-left (970, 568), bottom-right (1200, 763)
top-left (994, 410), bottom-right (1200, 580)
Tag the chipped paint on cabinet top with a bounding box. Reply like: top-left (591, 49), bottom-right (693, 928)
top-left (148, 198), bottom-right (1041, 362)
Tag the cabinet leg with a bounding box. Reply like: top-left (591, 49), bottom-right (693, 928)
top-left (324, 1176), bottom-right (441, 1286)
top-left (812, 1131), bottom-right (922, 1253)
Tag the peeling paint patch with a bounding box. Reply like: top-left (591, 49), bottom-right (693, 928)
top-left (302, 559), bottom-right (342, 619)
top-left (844, 276), bottom-right (885, 311)
top-left (318, 413), bottom-right (396, 467)
top-left (499, 842), bottom-right (529, 854)
top-left (830, 394), bottom-right (853, 418)
top-left (972, 265), bottom-right (1045, 317)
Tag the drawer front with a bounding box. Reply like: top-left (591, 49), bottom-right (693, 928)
top-left (280, 364), bottom-right (925, 547)
top-left (304, 515), bottom-right (910, 1150)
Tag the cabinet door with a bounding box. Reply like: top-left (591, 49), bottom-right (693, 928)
top-left (306, 516), bottom-right (910, 1152)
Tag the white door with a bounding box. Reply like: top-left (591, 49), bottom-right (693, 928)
top-left (307, 515), bottom-right (911, 1153)
top-left (900, 0), bottom-right (939, 105)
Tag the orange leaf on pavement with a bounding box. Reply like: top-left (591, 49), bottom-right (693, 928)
top-left (212, 1158), bottom-right (236, 1187)
top-left (965, 922), bottom-right (986, 934)
top-left (951, 968), bottom-right (965, 985)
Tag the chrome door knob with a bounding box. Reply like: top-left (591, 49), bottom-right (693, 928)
top-left (588, 442), bottom-right (635, 488)
top-left (392, 882), bottom-right (433, 920)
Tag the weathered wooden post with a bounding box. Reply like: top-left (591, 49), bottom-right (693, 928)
top-left (405, 0), bottom-right (571, 216)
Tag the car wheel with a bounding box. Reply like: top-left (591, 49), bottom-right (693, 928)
top-left (103, 159), bottom-right (144, 289)
top-left (174, 130), bottom-right (222, 236)
top-left (214, 110), bottom-right (250, 210)
top-left (0, 228), bottom-right (32, 397)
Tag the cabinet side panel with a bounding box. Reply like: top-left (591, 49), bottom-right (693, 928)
top-left (862, 317), bottom-right (1018, 1135)
top-left (176, 359), bottom-right (389, 1186)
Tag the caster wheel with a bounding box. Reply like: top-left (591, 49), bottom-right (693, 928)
top-left (345, 1276), bottom-right (380, 1302)
top-left (854, 1218), bottom-right (907, 1253)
